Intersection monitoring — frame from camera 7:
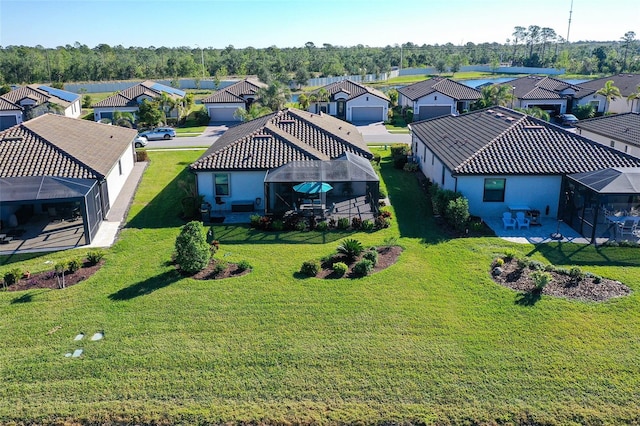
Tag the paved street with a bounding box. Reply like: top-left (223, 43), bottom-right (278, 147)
top-left (144, 122), bottom-right (410, 149)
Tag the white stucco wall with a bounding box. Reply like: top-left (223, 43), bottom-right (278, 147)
top-left (577, 128), bottom-right (640, 158)
top-left (574, 95), bottom-right (605, 113)
top-left (607, 96), bottom-right (637, 114)
top-left (64, 99), bottom-right (82, 118)
top-left (346, 95), bottom-right (388, 121)
top-left (196, 170), bottom-right (266, 211)
top-left (104, 143), bottom-right (136, 210)
top-left (456, 175), bottom-right (562, 218)
top-left (413, 136), bottom-right (455, 191)
top-left (93, 107), bottom-right (139, 122)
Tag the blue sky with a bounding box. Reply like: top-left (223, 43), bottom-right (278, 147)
top-left (0, 0), bottom-right (637, 49)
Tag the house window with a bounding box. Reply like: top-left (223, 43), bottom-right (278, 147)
top-left (434, 96), bottom-right (438, 100)
top-left (589, 100), bottom-right (600, 110)
top-left (610, 141), bottom-right (615, 148)
top-left (214, 173), bottom-right (230, 196)
top-left (118, 159), bottom-right (122, 175)
top-left (483, 178), bottom-right (506, 202)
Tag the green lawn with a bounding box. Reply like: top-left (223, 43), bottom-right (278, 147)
top-left (2, 151), bottom-right (640, 425)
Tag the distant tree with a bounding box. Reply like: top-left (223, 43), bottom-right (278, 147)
top-left (621, 31), bottom-right (636, 72)
top-left (50, 81), bottom-right (64, 89)
top-left (257, 81), bottom-right (290, 111)
top-left (0, 84), bottom-right (11, 95)
top-left (234, 104), bottom-right (272, 121)
top-left (297, 93), bottom-right (310, 110)
top-left (435, 59), bottom-right (447, 74)
top-left (81, 94), bottom-right (92, 108)
top-left (137, 99), bottom-right (164, 128)
top-left (596, 80), bottom-right (622, 113)
top-left (387, 88), bottom-right (398, 107)
top-left (511, 26), bottom-right (527, 62)
top-left (294, 67), bottom-right (310, 88)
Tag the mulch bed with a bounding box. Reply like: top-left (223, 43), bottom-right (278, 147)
top-left (491, 259), bottom-right (632, 302)
top-left (316, 245), bottom-right (403, 279)
top-left (2, 261), bottom-right (104, 292)
top-left (188, 259), bottom-right (251, 280)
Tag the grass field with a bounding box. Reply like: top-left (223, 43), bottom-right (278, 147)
top-left (1, 151), bottom-right (640, 425)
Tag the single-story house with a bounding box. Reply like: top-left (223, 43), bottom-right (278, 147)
top-left (0, 84), bottom-right (82, 130)
top-left (190, 108), bottom-right (379, 217)
top-left (409, 106), bottom-right (640, 222)
top-left (0, 114), bottom-right (139, 246)
top-left (397, 77), bottom-right (481, 121)
top-left (576, 74), bottom-right (640, 114)
top-left (500, 75), bottom-right (591, 115)
top-left (575, 112), bottom-right (640, 157)
top-left (308, 79), bottom-right (390, 123)
top-left (92, 80), bottom-right (186, 122)
top-left (201, 78), bottom-right (267, 123)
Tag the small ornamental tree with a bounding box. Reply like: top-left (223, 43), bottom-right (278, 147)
top-left (174, 221), bottom-right (211, 274)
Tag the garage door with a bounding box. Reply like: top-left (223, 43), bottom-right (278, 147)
top-left (0, 115), bottom-right (18, 131)
top-left (351, 107), bottom-right (383, 123)
top-left (209, 107), bottom-right (241, 123)
top-left (417, 106), bottom-right (451, 121)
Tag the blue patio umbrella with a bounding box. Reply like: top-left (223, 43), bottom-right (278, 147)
top-left (293, 181), bottom-right (333, 194)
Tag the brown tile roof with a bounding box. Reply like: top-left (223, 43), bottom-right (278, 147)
top-left (92, 80), bottom-right (184, 108)
top-left (576, 112), bottom-right (640, 147)
top-left (502, 75), bottom-right (587, 100)
top-left (1, 84), bottom-right (77, 109)
top-left (0, 97), bottom-right (21, 111)
top-left (320, 79), bottom-right (389, 102)
top-left (201, 78), bottom-right (268, 104)
top-left (190, 108), bottom-right (372, 171)
top-left (410, 106), bottom-right (640, 175)
top-left (0, 114), bottom-right (137, 179)
top-left (577, 74), bottom-right (640, 97)
top-left (398, 77), bottom-right (481, 101)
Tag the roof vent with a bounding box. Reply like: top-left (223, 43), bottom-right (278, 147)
top-left (505, 117), bottom-right (516, 122)
top-left (495, 113), bottom-right (504, 117)
top-left (486, 109), bottom-right (494, 114)
top-left (523, 125), bottom-right (544, 130)
top-left (280, 119), bottom-right (295, 124)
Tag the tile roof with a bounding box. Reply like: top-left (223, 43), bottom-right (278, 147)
top-left (397, 77), bottom-right (481, 101)
top-left (0, 97), bottom-right (21, 111)
top-left (0, 114), bottom-right (137, 179)
top-left (92, 80), bottom-right (184, 108)
top-left (190, 108), bottom-right (372, 171)
top-left (0, 84), bottom-right (77, 109)
top-left (410, 106), bottom-right (640, 176)
top-left (502, 75), bottom-right (587, 100)
top-left (577, 74), bottom-right (640, 97)
top-left (575, 112), bottom-right (640, 147)
top-left (319, 79), bottom-right (389, 102)
top-left (201, 78), bottom-right (268, 104)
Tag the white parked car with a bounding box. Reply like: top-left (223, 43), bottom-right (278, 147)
top-left (134, 135), bottom-right (148, 148)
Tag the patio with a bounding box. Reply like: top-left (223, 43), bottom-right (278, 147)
top-left (0, 214), bottom-right (86, 254)
top-left (483, 215), bottom-right (595, 244)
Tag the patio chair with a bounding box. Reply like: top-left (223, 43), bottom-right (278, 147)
top-left (619, 219), bottom-right (637, 239)
top-left (502, 212), bottom-right (516, 230)
top-left (515, 212), bottom-right (530, 229)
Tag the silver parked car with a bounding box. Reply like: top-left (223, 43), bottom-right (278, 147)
top-left (139, 127), bottom-right (176, 140)
top-left (134, 135), bottom-right (148, 148)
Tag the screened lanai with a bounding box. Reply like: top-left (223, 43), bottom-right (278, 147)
top-left (561, 168), bottom-right (640, 243)
top-left (263, 152), bottom-right (380, 219)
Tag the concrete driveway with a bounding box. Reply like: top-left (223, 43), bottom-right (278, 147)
top-left (144, 125), bottom-right (228, 148)
top-left (356, 122), bottom-right (411, 144)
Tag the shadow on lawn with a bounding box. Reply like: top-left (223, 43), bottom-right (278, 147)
top-left (515, 290), bottom-right (542, 306)
top-left (108, 270), bottom-right (180, 301)
top-left (213, 224), bottom-right (352, 245)
top-left (526, 242), bottom-right (640, 268)
top-left (10, 290), bottom-right (45, 304)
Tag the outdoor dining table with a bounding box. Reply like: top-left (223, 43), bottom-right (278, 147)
top-left (606, 215), bottom-right (640, 224)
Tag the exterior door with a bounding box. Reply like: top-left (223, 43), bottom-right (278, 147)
top-left (337, 100), bottom-right (346, 119)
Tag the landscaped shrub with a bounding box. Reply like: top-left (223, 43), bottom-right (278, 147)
top-left (363, 249), bottom-right (378, 266)
top-left (316, 221), bottom-right (329, 231)
top-left (493, 257), bottom-right (504, 267)
top-left (136, 150), bottom-right (149, 162)
top-left (300, 260), bottom-right (320, 277)
top-left (531, 271), bottom-right (551, 290)
top-left (430, 185), bottom-right (462, 217)
top-left (3, 268), bottom-right (22, 286)
top-left (378, 187), bottom-right (387, 199)
top-left (295, 220), bottom-right (306, 231)
top-left (361, 219), bottom-right (374, 231)
top-left (569, 266), bottom-right (584, 281)
top-left (332, 262), bottom-right (348, 277)
top-left (86, 250), bottom-right (104, 265)
top-left (337, 217), bottom-right (350, 230)
top-left (390, 144), bottom-right (409, 157)
top-left (249, 214), bottom-right (262, 228)
top-left (174, 221), bottom-right (211, 274)
top-left (328, 218), bottom-right (337, 229)
top-left (528, 260), bottom-right (546, 271)
top-left (337, 238), bottom-right (364, 261)
top-left (353, 259), bottom-right (374, 276)
top-left (54, 262), bottom-right (66, 289)
top-left (503, 249), bottom-right (517, 261)
top-left (375, 215), bottom-right (391, 229)
top-left (403, 162), bottom-right (419, 172)
top-left (517, 257), bottom-right (531, 269)
top-left (382, 236), bottom-right (399, 248)
top-left (213, 260), bottom-right (228, 275)
top-left (351, 217), bottom-right (362, 229)
top-left (237, 260), bottom-right (251, 272)
top-left (445, 197), bottom-right (470, 231)
top-left (271, 220), bottom-right (284, 231)
top-left (68, 258), bottom-right (82, 274)
top-left (372, 153), bottom-right (381, 165)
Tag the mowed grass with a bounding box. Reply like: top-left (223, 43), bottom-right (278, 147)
top-left (1, 151), bottom-right (640, 425)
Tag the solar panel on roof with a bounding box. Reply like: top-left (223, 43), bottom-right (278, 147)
top-left (150, 83), bottom-right (186, 97)
top-left (38, 85), bottom-right (80, 103)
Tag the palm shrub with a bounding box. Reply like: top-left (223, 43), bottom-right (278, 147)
top-left (316, 221), bottom-right (329, 231)
top-left (3, 268), bottom-right (22, 287)
top-left (361, 219), bottom-right (374, 231)
top-left (337, 238), bottom-right (364, 261)
top-left (68, 258), bottom-right (82, 274)
top-left (86, 250), bottom-right (104, 265)
top-left (337, 217), bottom-right (350, 230)
top-left (174, 221), bottom-right (211, 274)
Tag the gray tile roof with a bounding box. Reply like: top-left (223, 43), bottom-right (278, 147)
top-left (397, 77), bottom-right (481, 101)
top-left (190, 108), bottom-right (372, 171)
top-left (577, 74), bottom-right (640, 97)
top-left (502, 75), bottom-right (587, 100)
top-left (319, 79), bottom-right (389, 102)
top-left (410, 106), bottom-right (640, 175)
top-left (0, 114), bottom-right (137, 179)
top-left (1, 84), bottom-right (76, 109)
top-left (92, 80), bottom-right (184, 108)
top-left (201, 78), bottom-right (268, 104)
top-left (575, 112), bottom-right (640, 147)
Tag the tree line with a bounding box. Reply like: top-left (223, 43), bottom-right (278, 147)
top-left (0, 28), bottom-right (637, 86)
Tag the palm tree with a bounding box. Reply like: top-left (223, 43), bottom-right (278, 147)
top-left (596, 80), bottom-right (622, 114)
top-left (627, 85), bottom-right (640, 113)
top-left (309, 88), bottom-right (329, 114)
top-left (472, 85), bottom-right (514, 109)
top-left (233, 104), bottom-right (273, 121)
top-left (297, 93), bottom-right (310, 110)
top-left (515, 106), bottom-right (550, 121)
top-left (256, 81), bottom-right (290, 112)
top-left (112, 110), bottom-right (135, 128)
